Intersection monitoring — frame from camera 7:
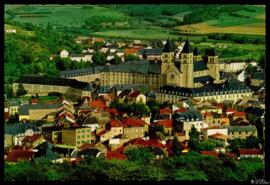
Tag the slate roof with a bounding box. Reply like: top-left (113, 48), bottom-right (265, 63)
top-left (182, 38), bottom-right (192, 53)
top-left (228, 125), bottom-right (257, 132)
top-left (193, 61), bottom-right (208, 71)
top-left (206, 48), bottom-right (217, 56)
top-left (5, 123), bottom-right (41, 135)
top-left (60, 65), bottom-right (105, 77)
top-left (173, 110), bottom-right (203, 121)
top-left (194, 75), bottom-right (214, 84)
top-left (18, 75), bottom-right (90, 90)
top-left (158, 80), bottom-right (251, 97)
top-left (252, 71), bottom-right (265, 80)
top-left (193, 47), bottom-right (201, 56)
top-left (163, 38), bottom-right (174, 52)
top-left (138, 48), bottom-right (163, 55)
top-left (78, 148), bottom-right (100, 157)
top-left (9, 100), bottom-right (21, 106)
top-left (18, 103), bottom-right (62, 115)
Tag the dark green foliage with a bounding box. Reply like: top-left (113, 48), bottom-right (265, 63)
top-left (125, 54), bottom-right (140, 61)
top-left (92, 52), bottom-right (106, 65)
top-left (16, 83), bottom-right (27, 97)
top-left (228, 138), bottom-right (246, 152)
top-left (172, 136), bottom-right (182, 156)
top-left (124, 147), bottom-right (154, 164)
top-left (245, 135), bottom-right (260, 149)
top-left (4, 152), bottom-right (264, 181)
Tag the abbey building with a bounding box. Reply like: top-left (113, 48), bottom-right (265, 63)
top-left (60, 38), bottom-right (220, 89)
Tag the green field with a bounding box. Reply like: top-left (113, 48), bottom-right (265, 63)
top-left (5, 4), bottom-right (265, 39)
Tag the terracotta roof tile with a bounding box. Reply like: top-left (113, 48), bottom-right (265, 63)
top-left (129, 91), bottom-right (141, 97)
top-left (233, 112), bottom-right (246, 117)
top-left (239, 149), bottom-right (262, 155)
top-left (89, 100), bottom-right (107, 110)
top-left (160, 108), bottom-right (172, 114)
top-left (106, 151), bottom-right (127, 160)
top-left (6, 150), bottom-right (35, 162)
top-left (122, 118), bottom-right (146, 127)
top-left (156, 119), bottom-right (173, 128)
top-left (201, 151), bottom-right (219, 157)
top-left (110, 120), bottom-right (123, 127)
top-left (124, 48), bottom-right (140, 56)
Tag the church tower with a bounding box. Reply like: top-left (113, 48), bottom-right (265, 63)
top-left (193, 47), bottom-right (202, 62)
top-left (207, 48), bottom-right (220, 82)
top-left (161, 38), bottom-right (175, 74)
top-left (180, 38), bottom-right (194, 88)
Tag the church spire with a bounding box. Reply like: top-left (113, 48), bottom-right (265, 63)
top-left (182, 37), bottom-right (192, 53)
top-left (162, 38), bottom-right (174, 52)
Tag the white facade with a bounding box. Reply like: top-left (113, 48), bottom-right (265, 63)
top-left (60, 50), bottom-right (69, 58)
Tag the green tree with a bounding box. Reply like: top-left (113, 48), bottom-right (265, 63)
top-left (92, 52), bottom-right (106, 65)
top-left (173, 168), bottom-right (208, 180)
top-left (245, 135), bottom-right (260, 149)
top-left (16, 83), bottom-right (27, 97)
top-left (228, 138), bottom-right (246, 152)
top-left (172, 136), bottom-right (182, 156)
top-left (125, 54), bottom-right (140, 61)
top-left (125, 147), bottom-right (154, 164)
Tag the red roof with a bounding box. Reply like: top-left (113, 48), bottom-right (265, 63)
top-left (124, 48), bottom-right (140, 55)
top-left (226, 108), bottom-right (236, 113)
top-left (105, 108), bottom-right (119, 116)
top-left (220, 114), bottom-right (227, 118)
top-left (31, 99), bottom-right (38, 104)
top-left (204, 112), bottom-right (212, 117)
top-left (122, 118), bottom-right (146, 127)
top-left (127, 138), bottom-right (165, 148)
top-left (106, 150), bottom-right (127, 160)
top-left (129, 91), bottom-right (141, 97)
top-left (110, 120), bottom-right (123, 127)
top-left (89, 100), bottom-right (107, 110)
top-left (22, 134), bottom-right (42, 143)
top-left (156, 119), bottom-right (173, 128)
top-left (6, 150), bottom-right (35, 162)
top-left (165, 139), bottom-right (186, 156)
top-left (216, 103), bottom-right (225, 108)
top-left (174, 108), bottom-right (187, 113)
top-left (233, 112), bottom-right (246, 117)
top-left (201, 151), bottom-right (219, 157)
top-left (4, 112), bottom-right (9, 120)
top-left (226, 153), bottom-right (237, 158)
top-left (11, 146), bottom-right (32, 150)
top-left (239, 149), bottom-right (262, 155)
top-left (160, 108), bottom-right (172, 114)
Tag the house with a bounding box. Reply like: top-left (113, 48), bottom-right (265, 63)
top-left (122, 118), bottom-right (149, 140)
top-left (83, 117), bottom-right (99, 132)
top-left (208, 132), bottom-right (228, 146)
top-left (5, 123), bottom-right (42, 148)
top-left (9, 99), bottom-right (21, 115)
top-left (5, 148), bottom-right (35, 163)
top-left (100, 120), bottom-right (123, 142)
top-left (128, 91), bottom-right (146, 104)
top-left (60, 50), bottom-right (69, 58)
top-left (83, 53), bottom-right (93, 62)
top-left (138, 48), bottom-right (162, 61)
top-left (201, 126), bottom-right (228, 140)
top-left (70, 53), bottom-right (86, 62)
top-left (62, 127), bottom-right (92, 147)
top-left (100, 47), bottom-right (109, 54)
top-left (124, 47), bottom-right (140, 56)
top-left (226, 108), bottom-right (236, 116)
top-left (21, 134), bottom-right (45, 148)
top-left (227, 125), bottom-right (257, 140)
top-left (89, 99), bottom-right (107, 110)
top-left (155, 119), bottom-right (173, 136)
top-left (230, 111), bottom-right (247, 122)
top-left (238, 149), bottom-right (263, 159)
top-left (91, 37), bottom-right (105, 44)
top-left (42, 125), bottom-right (62, 144)
top-left (173, 111), bottom-right (207, 140)
top-left (165, 139), bottom-right (188, 157)
top-left (250, 71), bottom-right (265, 87)
top-left (198, 105), bottom-right (223, 114)
top-left (18, 103), bottom-right (63, 121)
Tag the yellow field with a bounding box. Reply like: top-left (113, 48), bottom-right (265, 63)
top-left (4, 24), bottom-right (35, 36)
top-left (178, 22), bottom-right (265, 36)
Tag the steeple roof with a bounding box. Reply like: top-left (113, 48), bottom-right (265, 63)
top-left (208, 47), bottom-right (217, 56)
top-left (182, 38), bottom-right (192, 53)
top-left (162, 38), bottom-right (174, 52)
top-left (193, 47), bottom-right (201, 56)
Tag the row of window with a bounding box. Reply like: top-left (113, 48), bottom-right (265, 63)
top-left (77, 134), bottom-right (91, 139)
top-left (229, 131), bottom-right (256, 135)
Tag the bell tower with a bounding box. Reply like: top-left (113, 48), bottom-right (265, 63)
top-left (180, 38), bottom-right (194, 88)
top-left (161, 38), bottom-right (175, 74)
top-left (207, 48), bottom-right (220, 82)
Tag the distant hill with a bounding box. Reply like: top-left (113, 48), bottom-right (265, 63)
top-left (5, 4), bottom-right (265, 39)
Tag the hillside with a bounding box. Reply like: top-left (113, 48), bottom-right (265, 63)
top-left (5, 4), bottom-right (265, 39)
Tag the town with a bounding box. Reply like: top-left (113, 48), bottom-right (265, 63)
top-left (4, 4), bottom-right (266, 181)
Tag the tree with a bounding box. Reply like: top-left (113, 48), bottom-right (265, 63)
top-left (245, 135), bottom-right (260, 149)
top-left (173, 168), bottom-right (208, 180)
top-left (188, 125), bottom-right (200, 151)
top-left (258, 54), bottom-right (265, 70)
top-left (228, 138), bottom-right (246, 152)
top-left (16, 83), bottom-right (27, 97)
top-left (92, 52), bottom-right (106, 65)
top-left (125, 54), bottom-right (140, 61)
top-left (124, 147), bottom-right (154, 164)
top-left (172, 136), bottom-right (182, 156)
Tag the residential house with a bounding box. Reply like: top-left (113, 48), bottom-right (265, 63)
top-left (42, 125), bottom-right (62, 144)
top-left (83, 117), bottom-right (99, 132)
top-left (70, 53), bottom-right (86, 62)
top-left (138, 48), bottom-right (162, 61)
top-left (9, 99), bottom-right (21, 115)
top-left (62, 127), bottom-right (92, 147)
top-left (201, 126), bottom-right (228, 140)
top-left (128, 91), bottom-right (146, 104)
top-left (227, 125), bottom-right (257, 140)
top-left (100, 120), bottom-right (123, 142)
top-left (60, 50), bottom-right (69, 58)
top-left (250, 71), bottom-right (265, 87)
top-left (122, 118), bottom-right (148, 140)
top-left (173, 111), bottom-right (207, 140)
top-left (238, 149), bottom-right (263, 159)
top-left (5, 147), bottom-right (35, 163)
top-left (18, 103), bottom-right (63, 121)
top-left (21, 134), bottom-right (45, 148)
top-left (155, 119), bottom-right (173, 136)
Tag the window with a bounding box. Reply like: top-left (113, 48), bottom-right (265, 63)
top-left (87, 129), bottom-right (91, 132)
top-left (82, 135), bottom-right (85, 139)
top-left (77, 136), bottom-right (80, 139)
top-left (77, 141), bottom-right (80, 144)
top-left (82, 130), bottom-right (85, 133)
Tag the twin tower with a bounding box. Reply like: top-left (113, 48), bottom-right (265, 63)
top-left (160, 38), bottom-right (220, 88)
